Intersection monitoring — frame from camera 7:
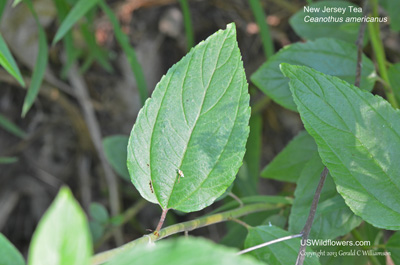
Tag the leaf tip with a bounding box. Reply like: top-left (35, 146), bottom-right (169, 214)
top-left (279, 63), bottom-right (293, 77)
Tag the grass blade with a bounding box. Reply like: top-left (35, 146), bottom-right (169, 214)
top-left (0, 157), bottom-right (18, 164)
top-left (99, 1), bottom-right (148, 105)
top-left (249, 0), bottom-right (274, 59)
top-left (21, 0), bottom-right (48, 117)
top-left (0, 113), bottom-right (26, 138)
top-left (0, 33), bottom-right (25, 87)
top-left (53, 0), bottom-right (100, 45)
top-left (178, 0), bottom-right (194, 51)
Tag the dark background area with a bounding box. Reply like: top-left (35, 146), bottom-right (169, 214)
top-left (0, 0), bottom-right (398, 257)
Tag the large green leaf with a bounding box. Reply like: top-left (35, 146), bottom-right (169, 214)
top-left (387, 231), bottom-right (400, 264)
top-left (251, 38), bottom-right (375, 111)
top-left (281, 64), bottom-right (400, 230)
top-left (0, 233), bottom-right (25, 265)
top-left (103, 135), bottom-right (130, 180)
top-left (127, 23), bottom-right (250, 212)
top-left (28, 187), bottom-right (92, 265)
top-left (244, 225), bottom-right (320, 265)
top-left (0, 33), bottom-right (25, 87)
top-left (289, 153), bottom-right (362, 239)
top-left (53, 0), bottom-right (100, 44)
top-left (106, 237), bottom-right (263, 265)
top-left (261, 130), bottom-right (317, 183)
top-left (289, 1), bottom-right (362, 43)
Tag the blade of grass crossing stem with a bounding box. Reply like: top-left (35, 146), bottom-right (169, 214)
top-left (0, 113), bottom-right (26, 138)
top-left (99, 1), bottom-right (148, 105)
top-left (0, 34), bottom-right (25, 87)
top-left (249, 0), bottom-right (274, 59)
top-left (53, 0), bottom-right (101, 45)
top-left (179, 0), bottom-right (194, 51)
top-left (22, 0), bottom-right (48, 117)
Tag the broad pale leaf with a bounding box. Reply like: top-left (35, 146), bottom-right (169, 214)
top-left (127, 23), bottom-right (250, 212)
top-left (289, 153), bottom-right (362, 239)
top-left (261, 130), bottom-right (317, 183)
top-left (251, 38), bottom-right (375, 111)
top-left (281, 64), bottom-right (400, 230)
top-left (244, 225), bottom-right (320, 265)
top-left (53, 0), bottom-right (100, 44)
top-left (289, 1), bottom-right (362, 43)
top-left (103, 135), bottom-right (130, 180)
top-left (106, 237), bottom-right (263, 265)
top-left (0, 33), bottom-right (25, 87)
top-left (28, 187), bottom-right (92, 265)
top-left (0, 233), bottom-right (25, 265)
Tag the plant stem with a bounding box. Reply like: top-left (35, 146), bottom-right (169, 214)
top-left (248, 0), bottom-right (274, 59)
top-left (91, 202), bottom-right (283, 264)
top-left (155, 208), bottom-right (169, 235)
top-left (295, 167), bottom-right (328, 265)
top-left (237, 233), bottom-right (302, 255)
top-left (368, 0), bottom-right (398, 108)
top-left (179, 0), bottom-right (194, 51)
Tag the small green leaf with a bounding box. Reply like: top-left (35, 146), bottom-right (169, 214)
top-left (89, 221), bottom-right (104, 242)
top-left (0, 233), bottom-right (25, 265)
top-left (251, 38), bottom-right (375, 111)
top-left (261, 130), bottom-right (317, 183)
top-left (0, 33), bottom-right (25, 87)
top-left (106, 237), bottom-right (263, 265)
top-left (0, 113), bottom-right (26, 138)
top-left (289, 1), bottom-right (363, 43)
top-left (281, 64), bottom-right (400, 230)
top-left (388, 63), bottom-right (400, 104)
top-left (89, 202), bottom-right (109, 224)
top-left (22, 1), bottom-right (48, 117)
top-left (28, 187), bottom-right (92, 265)
top-left (289, 153), bottom-right (362, 239)
top-left (387, 231), bottom-right (400, 264)
top-left (127, 23), bottom-right (250, 212)
top-left (0, 156), bottom-right (18, 164)
top-left (244, 225), bottom-right (320, 265)
top-left (103, 135), bottom-right (130, 180)
top-left (53, 0), bottom-right (100, 44)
